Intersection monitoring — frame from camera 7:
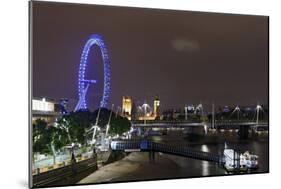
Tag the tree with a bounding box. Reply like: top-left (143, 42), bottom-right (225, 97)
top-left (56, 110), bottom-right (94, 146)
top-left (33, 119), bottom-right (50, 159)
top-left (93, 108), bottom-right (131, 136)
top-left (109, 115), bottom-right (131, 135)
top-left (55, 108), bottom-right (131, 147)
top-left (48, 126), bottom-right (69, 164)
top-left (33, 119), bottom-right (69, 165)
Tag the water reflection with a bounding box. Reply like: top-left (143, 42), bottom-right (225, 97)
top-left (201, 145), bottom-right (210, 176)
top-left (201, 144), bottom-right (210, 152)
top-left (149, 130), bottom-right (268, 175)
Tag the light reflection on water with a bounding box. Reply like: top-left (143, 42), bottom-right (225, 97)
top-left (81, 130), bottom-right (268, 184)
top-left (201, 144), bottom-right (210, 152)
top-left (148, 130), bottom-right (268, 176)
top-left (201, 145), bottom-right (210, 176)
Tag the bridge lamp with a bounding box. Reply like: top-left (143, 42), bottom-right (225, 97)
top-left (255, 104), bottom-right (263, 125)
top-left (142, 103), bottom-right (150, 125)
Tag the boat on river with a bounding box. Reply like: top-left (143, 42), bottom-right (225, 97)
top-left (223, 148), bottom-right (258, 172)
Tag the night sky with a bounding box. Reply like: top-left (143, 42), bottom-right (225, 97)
top-left (32, 1), bottom-right (268, 111)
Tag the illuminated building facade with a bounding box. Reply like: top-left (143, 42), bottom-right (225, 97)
top-left (153, 95), bottom-right (160, 118)
top-left (122, 96), bottom-right (132, 120)
top-left (59, 98), bottom-right (69, 114)
top-left (32, 97), bottom-right (60, 124)
top-left (122, 95), bottom-right (161, 121)
top-left (138, 102), bottom-right (154, 121)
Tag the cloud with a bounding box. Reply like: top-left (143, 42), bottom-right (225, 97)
top-left (171, 38), bottom-right (200, 53)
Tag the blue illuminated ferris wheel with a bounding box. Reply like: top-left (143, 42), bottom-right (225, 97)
top-left (74, 34), bottom-right (110, 111)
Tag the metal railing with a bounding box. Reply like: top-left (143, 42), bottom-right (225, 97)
top-left (111, 140), bottom-right (224, 164)
top-left (33, 156), bottom-right (98, 187)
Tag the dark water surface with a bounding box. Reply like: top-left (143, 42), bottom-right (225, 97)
top-left (79, 129), bottom-right (269, 183)
top-left (148, 130), bottom-right (269, 177)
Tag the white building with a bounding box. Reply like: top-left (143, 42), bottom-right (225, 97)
top-left (32, 97), bottom-right (60, 124)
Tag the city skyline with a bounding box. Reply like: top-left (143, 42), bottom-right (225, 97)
top-left (33, 2), bottom-right (268, 111)
top-left (30, 2), bottom-right (269, 187)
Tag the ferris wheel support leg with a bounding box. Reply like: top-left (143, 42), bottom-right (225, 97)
top-left (74, 84), bottom-right (90, 112)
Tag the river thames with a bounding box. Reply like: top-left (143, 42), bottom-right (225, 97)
top-left (79, 129), bottom-right (269, 184)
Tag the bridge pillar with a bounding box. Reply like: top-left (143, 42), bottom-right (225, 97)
top-left (138, 128), bottom-right (142, 136)
top-left (238, 125), bottom-right (249, 139)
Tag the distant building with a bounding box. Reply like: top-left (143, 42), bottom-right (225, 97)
top-left (32, 97), bottom-right (60, 124)
top-left (172, 109), bottom-right (181, 119)
top-left (223, 106), bottom-right (230, 113)
top-left (153, 95), bottom-right (160, 118)
top-left (131, 102), bottom-right (138, 121)
top-left (138, 102), bottom-right (154, 120)
top-left (122, 95), bottom-right (161, 121)
top-left (59, 98), bottom-right (69, 114)
top-left (122, 96), bottom-right (132, 120)
top-left (138, 116), bottom-right (156, 121)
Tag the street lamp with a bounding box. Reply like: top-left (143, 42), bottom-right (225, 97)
top-left (142, 103), bottom-right (149, 125)
top-left (256, 104), bottom-right (263, 125)
top-left (184, 105), bottom-right (188, 121)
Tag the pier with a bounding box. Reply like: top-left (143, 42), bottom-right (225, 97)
top-left (111, 140), bottom-right (224, 164)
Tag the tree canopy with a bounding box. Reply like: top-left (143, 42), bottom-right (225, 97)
top-left (33, 108), bottom-right (131, 155)
top-left (56, 108), bottom-right (131, 144)
top-left (33, 119), bottom-right (69, 155)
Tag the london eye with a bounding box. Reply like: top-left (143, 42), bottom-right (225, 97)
top-left (74, 34), bottom-right (110, 111)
